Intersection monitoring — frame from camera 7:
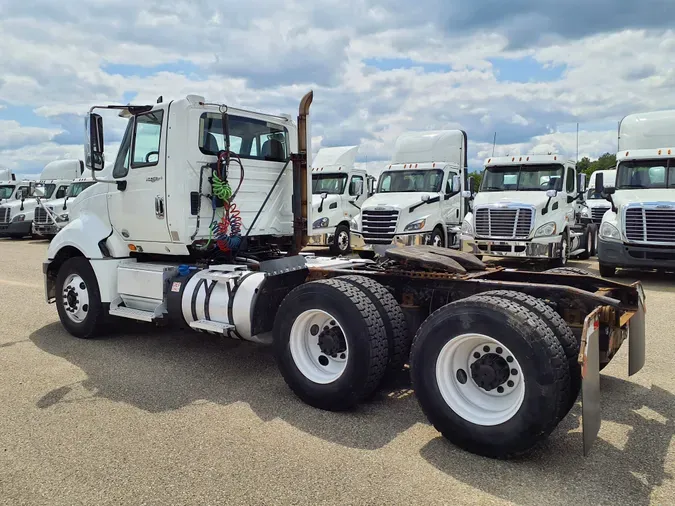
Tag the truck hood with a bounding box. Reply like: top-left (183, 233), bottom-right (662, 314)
top-left (312, 193), bottom-right (341, 211)
top-left (362, 192), bottom-right (435, 211)
top-left (612, 189), bottom-right (675, 208)
top-left (41, 197), bottom-right (68, 210)
top-left (473, 191), bottom-right (550, 209)
top-left (0, 199), bottom-right (38, 211)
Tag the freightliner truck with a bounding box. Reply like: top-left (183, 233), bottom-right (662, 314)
top-left (43, 92), bottom-right (646, 459)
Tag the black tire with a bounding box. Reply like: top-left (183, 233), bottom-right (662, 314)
top-left (357, 250), bottom-right (376, 260)
top-left (330, 223), bottom-right (351, 256)
top-left (337, 275), bottom-right (410, 372)
top-left (470, 290), bottom-right (580, 418)
top-left (410, 295), bottom-right (570, 459)
top-left (549, 229), bottom-right (569, 268)
top-left (599, 263), bottom-right (616, 277)
top-left (577, 228), bottom-right (591, 260)
top-left (431, 227), bottom-right (445, 248)
top-left (55, 257), bottom-right (107, 339)
top-left (588, 224), bottom-right (598, 256)
top-left (545, 266), bottom-right (592, 276)
top-left (273, 278), bottom-right (389, 411)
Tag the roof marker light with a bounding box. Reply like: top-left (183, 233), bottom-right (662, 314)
top-left (669, 149), bottom-right (672, 155)
top-left (659, 149), bottom-right (662, 155)
top-left (554, 156), bottom-right (557, 160)
top-left (526, 156), bottom-right (530, 161)
top-left (487, 159), bottom-right (491, 164)
top-left (433, 163), bottom-right (436, 167)
top-left (415, 163), bottom-right (418, 168)
top-left (512, 157), bottom-right (515, 162)
top-left (626, 151), bottom-right (629, 156)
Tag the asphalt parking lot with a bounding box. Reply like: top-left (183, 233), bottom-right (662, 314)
top-left (1, 239), bottom-right (673, 506)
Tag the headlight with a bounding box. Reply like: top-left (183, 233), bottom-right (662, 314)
top-left (11, 214), bottom-right (25, 223)
top-left (350, 217), bottom-right (359, 232)
top-left (581, 207), bottom-right (590, 217)
top-left (535, 221), bottom-right (557, 237)
top-left (460, 220), bottom-right (473, 235)
top-left (599, 222), bottom-right (621, 241)
top-left (404, 218), bottom-right (426, 232)
top-left (313, 217), bottom-right (329, 228)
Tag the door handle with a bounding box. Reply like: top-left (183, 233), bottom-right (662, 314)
top-left (155, 195), bottom-right (164, 219)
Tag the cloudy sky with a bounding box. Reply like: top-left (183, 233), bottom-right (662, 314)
top-left (1, 0), bottom-right (675, 178)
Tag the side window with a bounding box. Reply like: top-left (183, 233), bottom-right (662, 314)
top-left (113, 119), bottom-right (134, 179)
top-left (349, 175), bottom-right (364, 196)
top-left (56, 186), bottom-right (68, 199)
top-left (16, 186), bottom-right (27, 199)
top-left (566, 168), bottom-right (576, 193)
top-left (445, 172), bottom-right (458, 195)
top-left (131, 111), bottom-right (164, 168)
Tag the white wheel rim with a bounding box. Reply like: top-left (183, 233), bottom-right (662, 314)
top-left (337, 231), bottom-right (349, 251)
top-left (561, 236), bottom-right (568, 264)
top-left (435, 333), bottom-right (525, 426)
top-left (433, 234), bottom-right (442, 247)
top-left (62, 273), bottom-right (90, 323)
top-left (594, 232), bottom-right (598, 253)
top-left (289, 309), bottom-right (349, 384)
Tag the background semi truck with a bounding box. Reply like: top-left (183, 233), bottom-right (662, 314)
top-left (33, 176), bottom-right (97, 239)
top-left (350, 130), bottom-right (468, 258)
top-left (578, 169), bottom-right (616, 256)
top-left (597, 110), bottom-right (675, 276)
top-left (460, 153), bottom-right (593, 265)
top-left (0, 159), bottom-right (83, 238)
top-left (306, 145), bottom-right (373, 255)
top-left (42, 92), bottom-right (646, 459)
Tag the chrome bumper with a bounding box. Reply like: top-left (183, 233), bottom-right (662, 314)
top-left (306, 231), bottom-right (335, 247)
top-left (461, 237), bottom-right (561, 259)
top-left (32, 223), bottom-right (59, 236)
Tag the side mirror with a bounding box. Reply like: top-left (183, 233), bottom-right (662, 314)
top-left (468, 176), bottom-right (476, 194)
top-left (546, 189), bottom-right (558, 198)
top-left (351, 180), bottom-right (364, 196)
top-left (461, 190), bottom-right (472, 199)
top-left (577, 173), bottom-right (587, 194)
top-left (85, 112), bottom-right (105, 171)
top-left (451, 175), bottom-right (461, 194)
top-left (29, 181), bottom-right (36, 194)
top-left (34, 186), bottom-right (45, 197)
top-left (20, 187), bottom-right (28, 200)
top-left (596, 173), bottom-right (604, 194)
top-left (421, 194), bottom-right (430, 202)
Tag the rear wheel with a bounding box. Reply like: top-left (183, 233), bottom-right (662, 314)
top-left (470, 290), bottom-right (580, 417)
top-left (577, 228), bottom-right (591, 260)
top-left (545, 266), bottom-right (592, 276)
top-left (410, 295), bottom-right (570, 459)
top-left (588, 224), bottom-right (598, 256)
top-left (330, 224), bottom-right (351, 256)
top-left (274, 279), bottom-right (389, 411)
top-left (337, 275), bottom-right (410, 372)
top-left (55, 257), bottom-right (107, 339)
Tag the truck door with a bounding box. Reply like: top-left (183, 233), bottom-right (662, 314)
top-left (564, 167), bottom-right (577, 225)
top-left (347, 172), bottom-right (367, 217)
top-left (442, 169), bottom-right (461, 225)
top-left (106, 107), bottom-right (171, 243)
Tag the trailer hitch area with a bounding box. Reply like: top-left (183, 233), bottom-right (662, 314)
top-left (578, 281), bottom-right (646, 456)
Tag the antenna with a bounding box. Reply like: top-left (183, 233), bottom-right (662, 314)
top-left (492, 132), bottom-right (497, 157)
top-left (576, 122), bottom-right (579, 163)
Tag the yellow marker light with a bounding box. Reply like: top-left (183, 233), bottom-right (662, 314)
top-left (128, 244), bottom-right (137, 251)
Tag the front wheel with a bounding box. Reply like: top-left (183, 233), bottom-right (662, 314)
top-left (549, 230), bottom-right (569, 268)
top-left (55, 257), bottom-right (107, 339)
top-left (599, 263), bottom-right (617, 277)
top-left (588, 224), bottom-right (598, 256)
top-left (431, 227), bottom-right (445, 248)
top-left (410, 294), bottom-right (570, 459)
top-left (330, 224), bottom-right (351, 256)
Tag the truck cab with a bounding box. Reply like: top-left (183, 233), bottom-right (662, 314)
top-left (461, 154), bottom-right (590, 266)
top-left (306, 146), bottom-right (372, 255)
top-left (597, 110), bottom-right (675, 276)
top-left (33, 176), bottom-right (97, 239)
top-left (350, 130), bottom-right (467, 257)
top-left (0, 159), bottom-right (82, 238)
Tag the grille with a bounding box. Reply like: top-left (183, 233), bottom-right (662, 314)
top-left (35, 206), bottom-right (50, 224)
top-left (591, 206), bottom-right (609, 223)
top-left (474, 207), bottom-right (533, 239)
top-left (0, 207), bottom-right (10, 224)
top-left (362, 209), bottom-right (399, 244)
top-left (625, 207), bottom-right (675, 243)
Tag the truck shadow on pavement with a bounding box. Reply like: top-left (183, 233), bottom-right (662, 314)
top-left (421, 376), bottom-right (674, 506)
top-left (29, 322), bottom-right (424, 451)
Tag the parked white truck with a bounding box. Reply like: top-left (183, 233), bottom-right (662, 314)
top-left (597, 110), bottom-right (675, 276)
top-left (578, 169), bottom-right (616, 256)
top-left (460, 153), bottom-right (592, 265)
top-left (350, 130), bottom-right (468, 258)
top-left (0, 159), bottom-right (82, 238)
top-left (33, 176), bottom-right (97, 239)
top-left (42, 92), bottom-right (646, 459)
top-left (306, 145), bottom-right (373, 255)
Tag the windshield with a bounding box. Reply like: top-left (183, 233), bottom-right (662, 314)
top-left (66, 182), bottom-right (95, 198)
top-left (587, 188), bottom-right (605, 200)
top-left (0, 185), bottom-right (15, 199)
top-left (35, 183), bottom-right (56, 199)
top-left (377, 169), bottom-right (444, 193)
top-left (312, 173), bottom-right (348, 195)
top-left (616, 159), bottom-right (675, 189)
top-left (481, 164), bottom-right (564, 191)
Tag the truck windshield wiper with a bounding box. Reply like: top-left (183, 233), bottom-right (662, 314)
top-left (618, 184), bottom-right (649, 189)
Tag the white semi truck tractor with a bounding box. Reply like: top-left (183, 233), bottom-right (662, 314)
top-left (306, 145), bottom-right (373, 255)
top-left (461, 153), bottom-right (593, 266)
top-left (578, 169), bottom-right (616, 256)
top-left (597, 110), bottom-right (675, 277)
top-left (0, 159), bottom-right (82, 238)
top-left (350, 130), bottom-right (468, 258)
top-left (33, 176), bottom-right (97, 239)
top-left (43, 92), bottom-right (646, 459)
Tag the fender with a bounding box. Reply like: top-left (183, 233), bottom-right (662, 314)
top-left (47, 211), bottom-right (127, 260)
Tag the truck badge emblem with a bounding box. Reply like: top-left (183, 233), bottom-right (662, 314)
top-left (146, 177), bottom-right (162, 183)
